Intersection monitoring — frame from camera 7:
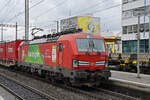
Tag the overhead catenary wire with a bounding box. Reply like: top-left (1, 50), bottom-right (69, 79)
top-left (36, 0), bottom-right (109, 26)
top-left (5, 0), bottom-right (121, 32)
top-left (29, 0), bottom-right (45, 9)
top-left (34, 0), bottom-right (68, 19)
top-left (37, 1), bottom-right (121, 31)
top-left (1, 0), bottom-right (20, 22)
top-left (0, 0), bottom-right (13, 22)
top-left (73, 0), bottom-right (109, 16)
top-left (3, 0), bottom-right (37, 23)
top-left (0, 0), bottom-right (12, 15)
top-left (0, 0), bottom-right (122, 42)
top-left (54, 3), bottom-right (121, 23)
top-left (6, 0), bottom-right (67, 24)
top-left (6, 0), bottom-right (45, 23)
top-left (143, 0), bottom-right (146, 37)
top-left (31, 0), bottom-right (68, 28)
top-left (82, 3), bottom-right (121, 15)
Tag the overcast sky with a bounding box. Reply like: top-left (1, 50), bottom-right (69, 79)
top-left (0, 0), bottom-right (121, 41)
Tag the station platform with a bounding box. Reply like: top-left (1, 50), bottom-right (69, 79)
top-left (0, 86), bottom-right (19, 100)
top-left (110, 70), bottom-right (150, 92)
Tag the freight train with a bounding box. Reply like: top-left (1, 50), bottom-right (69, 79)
top-left (0, 29), bottom-right (111, 86)
top-left (108, 53), bottom-right (150, 74)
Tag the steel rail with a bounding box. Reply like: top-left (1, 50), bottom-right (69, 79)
top-left (92, 87), bottom-right (138, 100)
top-left (0, 83), bottom-right (24, 100)
top-left (0, 73), bottom-right (58, 100)
top-left (0, 66), bottom-right (141, 100)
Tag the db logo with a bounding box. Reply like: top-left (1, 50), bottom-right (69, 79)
top-left (91, 62), bottom-right (95, 66)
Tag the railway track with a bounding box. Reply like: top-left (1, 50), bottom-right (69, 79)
top-left (14, 69), bottom-right (138, 100)
top-left (0, 72), bottom-right (57, 100)
top-left (0, 66), bottom-right (141, 100)
top-left (90, 87), bottom-right (138, 100)
top-left (57, 84), bottom-right (138, 100)
top-left (100, 80), bottom-right (150, 100)
top-left (0, 82), bottom-right (23, 100)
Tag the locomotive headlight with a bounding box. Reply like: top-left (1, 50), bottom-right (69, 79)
top-left (72, 60), bottom-right (79, 68)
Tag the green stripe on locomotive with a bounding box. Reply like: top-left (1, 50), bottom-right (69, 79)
top-left (24, 44), bottom-right (44, 64)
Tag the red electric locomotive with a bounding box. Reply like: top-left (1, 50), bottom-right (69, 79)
top-left (18, 29), bottom-right (111, 86)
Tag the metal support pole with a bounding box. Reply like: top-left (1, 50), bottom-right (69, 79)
top-left (137, 15), bottom-right (140, 78)
top-left (16, 22), bottom-right (18, 40)
top-left (1, 24), bottom-right (3, 42)
top-left (149, 0), bottom-right (150, 53)
top-left (25, 0), bottom-right (29, 41)
top-left (56, 21), bottom-right (59, 33)
top-left (143, 0), bottom-right (146, 37)
top-left (149, 16), bottom-right (150, 53)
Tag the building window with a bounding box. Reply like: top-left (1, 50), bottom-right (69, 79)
top-left (59, 43), bottom-right (63, 52)
top-left (127, 25), bottom-right (133, 34)
top-left (122, 41), bottom-right (129, 53)
top-left (122, 40), bottom-right (149, 53)
top-left (133, 25), bottom-right (137, 33)
top-left (133, 9), bottom-right (139, 16)
top-left (122, 40), bottom-right (137, 53)
top-left (140, 40), bottom-right (148, 53)
top-left (123, 26), bottom-right (127, 34)
top-left (122, 0), bottom-right (138, 4)
top-left (146, 23), bottom-right (149, 32)
top-left (122, 0), bottom-right (128, 4)
top-left (123, 6), bottom-right (150, 19)
top-left (123, 23), bottom-right (149, 34)
top-left (122, 10), bottom-right (133, 19)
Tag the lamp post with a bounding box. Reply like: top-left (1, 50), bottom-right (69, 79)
top-left (149, 0), bottom-right (150, 54)
top-left (137, 14), bottom-right (140, 78)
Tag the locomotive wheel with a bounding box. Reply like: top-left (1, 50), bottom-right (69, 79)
top-left (95, 81), bottom-right (101, 87)
top-left (64, 78), bottom-right (72, 86)
top-left (51, 77), bottom-right (56, 84)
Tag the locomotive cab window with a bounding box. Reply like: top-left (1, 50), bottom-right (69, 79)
top-left (59, 43), bottom-right (63, 52)
top-left (76, 38), bottom-right (105, 52)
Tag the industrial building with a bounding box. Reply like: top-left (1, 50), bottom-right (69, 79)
top-left (122, 0), bottom-right (150, 53)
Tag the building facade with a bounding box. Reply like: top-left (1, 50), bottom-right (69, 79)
top-left (122, 0), bottom-right (150, 53)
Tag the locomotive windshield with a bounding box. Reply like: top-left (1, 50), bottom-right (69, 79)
top-left (76, 38), bottom-right (105, 52)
